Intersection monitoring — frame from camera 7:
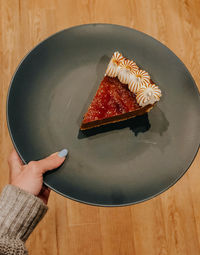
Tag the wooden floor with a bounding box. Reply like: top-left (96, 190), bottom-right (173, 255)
top-left (0, 0), bottom-right (200, 254)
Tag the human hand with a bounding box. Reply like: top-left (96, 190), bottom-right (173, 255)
top-left (8, 149), bottom-right (68, 204)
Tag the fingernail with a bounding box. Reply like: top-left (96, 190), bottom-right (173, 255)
top-left (58, 149), bottom-right (68, 158)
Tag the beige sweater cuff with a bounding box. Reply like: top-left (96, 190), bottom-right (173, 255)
top-left (0, 185), bottom-right (48, 242)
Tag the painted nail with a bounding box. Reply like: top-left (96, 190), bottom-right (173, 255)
top-left (58, 149), bottom-right (68, 158)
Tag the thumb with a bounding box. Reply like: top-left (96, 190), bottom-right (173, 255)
top-left (30, 149), bottom-right (68, 174)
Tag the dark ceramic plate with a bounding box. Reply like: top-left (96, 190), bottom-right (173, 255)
top-left (7, 24), bottom-right (200, 206)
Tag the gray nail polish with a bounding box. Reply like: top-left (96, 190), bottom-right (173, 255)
top-left (58, 149), bottom-right (68, 158)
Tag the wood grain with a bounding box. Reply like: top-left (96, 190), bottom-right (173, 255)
top-left (0, 0), bottom-right (200, 254)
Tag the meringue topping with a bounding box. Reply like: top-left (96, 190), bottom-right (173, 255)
top-left (105, 52), bottom-right (162, 107)
top-left (105, 52), bottom-right (124, 77)
top-left (128, 69), bottom-right (150, 93)
top-left (136, 84), bottom-right (162, 107)
top-left (118, 59), bottom-right (139, 84)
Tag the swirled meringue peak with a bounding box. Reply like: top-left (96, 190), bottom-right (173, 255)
top-left (105, 52), bottom-right (124, 77)
top-left (136, 84), bottom-right (162, 107)
top-left (128, 69), bottom-right (150, 93)
top-left (118, 59), bottom-right (139, 84)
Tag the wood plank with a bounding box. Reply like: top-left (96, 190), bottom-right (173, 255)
top-left (161, 175), bottom-right (200, 255)
top-left (131, 197), bottom-right (168, 255)
top-left (67, 199), bottom-right (99, 226)
top-left (0, 0), bottom-right (20, 190)
top-left (68, 223), bottom-right (102, 255)
top-left (99, 207), bottom-right (135, 255)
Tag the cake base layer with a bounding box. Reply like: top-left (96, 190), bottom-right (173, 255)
top-left (80, 104), bottom-right (153, 130)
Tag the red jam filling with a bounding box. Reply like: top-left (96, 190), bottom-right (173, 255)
top-left (83, 76), bottom-right (141, 123)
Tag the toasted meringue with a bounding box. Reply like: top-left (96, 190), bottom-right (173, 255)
top-left (118, 59), bottom-right (138, 84)
top-left (136, 84), bottom-right (162, 107)
top-left (105, 52), bottom-right (124, 77)
top-left (128, 69), bottom-right (150, 93)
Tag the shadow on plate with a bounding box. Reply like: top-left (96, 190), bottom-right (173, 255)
top-left (78, 114), bottom-right (150, 139)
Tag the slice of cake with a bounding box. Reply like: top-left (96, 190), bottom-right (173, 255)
top-left (80, 52), bottom-right (161, 130)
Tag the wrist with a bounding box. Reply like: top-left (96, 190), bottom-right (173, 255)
top-left (0, 185), bottom-right (48, 241)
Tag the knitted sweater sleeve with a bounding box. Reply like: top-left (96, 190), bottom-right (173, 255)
top-left (0, 185), bottom-right (48, 254)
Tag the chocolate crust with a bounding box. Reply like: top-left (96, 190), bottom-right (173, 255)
top-left (80, 104), bottom-right (153, 130)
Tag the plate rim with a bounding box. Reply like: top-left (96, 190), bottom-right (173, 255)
top-left (6, 23), bottom-right (200, 207)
